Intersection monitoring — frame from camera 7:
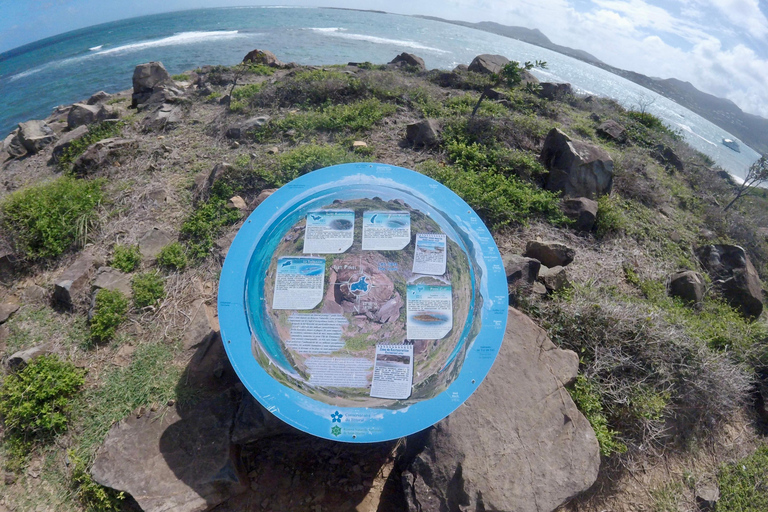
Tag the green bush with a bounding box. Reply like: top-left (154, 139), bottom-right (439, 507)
top-left (0, 355), bottom-right (85, 469)
top-left (568, 374), bottom-right (627, 456)
top-left (180, 190), bottom-right (242, 259)
top-left (171, 74), bottom-right (190, 81)
top-left (132, 272), bottom-right (165, 309)
top-left (595, 194), bottom-right (626, 237)
top-left (0, 177), bottom-right (104, 259)
top-left (269, 144), bottom-right (366, 187)
top-left (110, 244), bottom-right (141, 272)
top-left (157, 242), bottom-right (188, 271)
top-left (246, 63), bottom-right (275, 75)
top-left (718, 445), bottom-right (768, 511)
top-left (57, 121), bottom-right (124, 170)
top-left (69, 450), bottom-right (124, 511)
top-left (89, 289), bottom-right (129, 343)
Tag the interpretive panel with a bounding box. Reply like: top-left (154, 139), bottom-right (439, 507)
top-left (219, 163), bottom-right (508, 443)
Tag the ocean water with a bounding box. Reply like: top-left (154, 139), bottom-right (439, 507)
top-left (0, 7), bottom-right (760, 178)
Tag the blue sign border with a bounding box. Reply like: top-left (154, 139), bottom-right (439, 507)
top-left (219, 163), bottom-right (508, 443)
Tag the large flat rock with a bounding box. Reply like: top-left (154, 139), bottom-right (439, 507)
top-left (402, 308), bottom-right (600, 512)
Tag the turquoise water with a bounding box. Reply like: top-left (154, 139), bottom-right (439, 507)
top-left (0, 6), bottom-right (760, 176)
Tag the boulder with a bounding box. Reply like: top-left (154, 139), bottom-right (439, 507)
top-left (132, 61), bottom-right (175, 108)
top-left (453, 64), bottom-right (469, 72)
top-left (695, 482), bottom-right (719, 511)
top-left (54, 252), bottom-right (100, 308)
top-left (225, 116), bottom-right (270, 139)
top-left (540, 82), bottom-right (572, 100)
top-left (72, 137), bottom-right (137, 175)
top-left (18, 120), bottom-right (56, 154)
top-left (92, 266), bottom-right (133, 298)
top-left (696, 244), bottom-right (763, 319)
top-left (7, 344), bottom-right (51, 371)
top-left (226, 196), bottom-right (247, 210)
top-left (502, 254), bottom-right (541, 292)
top-left (183, 299), bottom-right (219, 350)
top-left (539, 265), bottom-right (570, 292)
top-left (562, 197), bottom-right (598, 231)
top-left (3, 130), bottom-right (27, 158)
top-left (652, 144), bottom-right (684, 172)
top-left (524, 240), bottom-right (576, 268)
top-left (468, 54), bottom-right (509, 74)
top-left (67, 103), bottom-right (100, 129)
top-left (484, 88), bottom-right (508, 101)
top-left (0, 247), bottom-right (15, 278)
top-left (138, 227), bottom-right (174, 260)
top-left (248, 188), bottom-right (277, 210)
top-left (668, 270), bottom-right (705, 304)
top-left (242, 49), bottom-right (283, 67)
top-left (541, 128), bottom-right (614, 199)
top-left (402, 308), bottom-right (600, 512)
top-left (87, 91), bottom-right (112, 105)
top-left (91, 389), bottom-right (248, 512)
top-left (142, 103), bottom-right (183, 131)
top-left (0, 301), bottom-right (20, 324)
top-left (406, 119), bottom-right (440, 147)
top-left (195, 162), bottom-right (233, 199)
top-left (21, 284), bottom-right (47, 304)
top-left (596, 120), bottom-right (627, 142)
top-left (51, 125), bottom-right (89, 161)
top-left (389, 53), bottom-right (426, 71)
top-left (231, 394), bottom-right (292, 445)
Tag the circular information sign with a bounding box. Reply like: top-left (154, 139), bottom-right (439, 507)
top-left (219, 163), bottom-right (508, 442)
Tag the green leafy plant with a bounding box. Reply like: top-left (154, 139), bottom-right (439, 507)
top-left (180, 187), bottom-right (242, 259)
top-left (157, 242), bottom-right (188, 271)
top-left (57, 121), bottom-right (124, 170)
top-left (89, 289), bottom-right (129, 343)
top-left (718, 445), bottom-right (768, 511)
top-left (595, 194), bottom-right (626, 237)
top-left (131, 272), bottom-right (165, 309)
top-left (171, 73), bottom-right (190, 81)
top-left (471, 60), bottom-right (547, 117)
top-left (568, 374), bottom-right (627, 456)
top-left (69, 450), bottom-right (124, 511)
top-left (0, 176), bottom-right (104, 259)
top-left (110, 244), bottom-right (141, 272)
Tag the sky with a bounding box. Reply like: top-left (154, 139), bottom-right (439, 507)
top-left (1, 0), bottom-right (767, 118)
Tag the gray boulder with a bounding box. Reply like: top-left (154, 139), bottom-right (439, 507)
top-left (18, 120), bottom-right (56, 154)
top-left (562, 197), bottom-right (598, 231)
top-left (67, 103), bottom-right (100, 129)
top-left (468, 54), bottom-right (509, 74)
top-left (389, 53), bottom-right (426, 71)
top-left (540, 82), bottom-right (572, 100)
top-left (91, 389), bottom-right (248, 512)
top-left (402, 308), bottom-right (600, 512)
top-left (242, 49), bottom-right (283, 67)
top-left (138, 227), bottom-right (174, 260)
top-left (668, 270), bottom-right (705, 304)
top-left (142, 103), bottom-right (183, 131)
top-left (525, 240), bottom-right (576, 268)
top-left (225, 116), bottom-right (270, 139)
top-left (72, 137), bottom-right (137, 175)
top-left (597, 120), bottom-right (627, 142)
top-left (502, 253), bottom-right (541, 292)
top-left (54, 252), bottom-right (100, 308)
top-left (51, 125), bottom-right (89, 161)
top-left (132, 61), bottom-right (175, 108)
top-left (696, 244), bottom-right (763, 319)
top-left (3, 130), bottom-right (27, 158)
top-left (0, 301), bottom-right (19, 324)
top-left (541, 128), bottom-right (614, 199)
top-left (406, 119), bottom-right (440, 147)
top-left (539, 265), bottom-right (571, 292)
top-left (652, 144), bottom-right (684, 172)
top-left (92, 266), bottom-right (133, 298)
top-left (87, 91), bottom-right (112, 105)
top-left (195, 162), bottom-right (233, 199)
top-left (7, 344), bottom-right (51, 371)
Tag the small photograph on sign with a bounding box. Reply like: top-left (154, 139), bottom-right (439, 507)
top-left (303, 210), bottom-right (355, 254)
top-left (412, 233), bottom-right (447, 275)
top-left (362, 211), bottom-right (410, 250)
top-left (370, 344), bottom-right (414, 400)
top-left (272, 257), bottom-right (325, 310)
top-left (407, 285), bottom-right (453, 340)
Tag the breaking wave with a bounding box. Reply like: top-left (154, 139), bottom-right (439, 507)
top-left (306, 27), bottom-right (448, 53)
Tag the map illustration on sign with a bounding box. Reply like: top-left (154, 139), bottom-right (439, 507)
top-left (219, 163), bottom-right (508, 443)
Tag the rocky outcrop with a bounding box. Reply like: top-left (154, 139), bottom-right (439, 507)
top-left (225, 116), bottom-right (270, 139)
top-left (539, 265), bottom-right (570, 292)
top-left (652, 144), bottom-right (684, 172)
top-left (597, 120), bottom-right (627, 142)
top-left (242, 49), bottom-right (283, 67)
top-left (72, 137), bottom-right (137, 175)
top-left (138, 227), bottom-right (174, 260)
top-left (540, 82), bottom-right (572, 100)
top-left (562, 197), bottom-right (598, 231)
top-left (92, 266), bottom-right (133, 297)
top-left (468, 54), bottom-right (509, 74)
top-left (389, 53), bottom-right (426, 71)
top-left (195, 162), bottom-right (232, 199)
top-left (503, 253), bottom-right (541, 294)
top-left (406, 119), bottom-right (440, 147)
top-left (87, 91), bottom-right (111, 105)
top-left (18, 120), bottom-right (56, 154)
top-left (3, 130), bottom-right (28, 158)
top-left (51, 125), bottom-right (89, 161)
top-left (142, 103), bottom-right (183, 131)
top-left (132, 61), bottom-right (176, 108)
top-left (67, 103), bottom-right (101, 129)
top-left (402, 308), bottom-right (600, 512)
top-left (696, 244), bottom-right (763, 319)
top-left (668, 270), bottom-right (705, 304)
top-left (54, 252), bottom-right (101, 308)
top-left (525, 240), bottom-right (575, 268)
top-left (541, 128), bottom-right (614, 199)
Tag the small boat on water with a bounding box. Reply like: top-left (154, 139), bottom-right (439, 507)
top-left (722, 138), bottom-right (741, 152)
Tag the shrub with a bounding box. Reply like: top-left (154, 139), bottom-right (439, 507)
top-left (0, 355), bottom-right (85, 469)
top-left (246, 63), bottom-right (275, 75)
top-left (57, 121), bottom-right (124, 170)
top-left (171, 73), bottom-right (190, 81)
top-left (132, 272), bottom-right (165, 309)
top-left (157, 242), bottom-right (188, 271)
top-left (110, 244), bottom-right (141, 272)
top-left (89, 289), bottom-right (129, 343)
top-left (0, 177), bottom-right (103, 259)
top-left (595, 194), bottom-right (626, 237)
top-left (268, 144), bottom-right (366, 187)
top-left (180, 192), bottom-right (241, 259)
top-left (568, 374), bottom-right (627, 456)
top-left (69, 450), bottom-right (124, 510)
top-left (717, 445), bottom-right (768, 511)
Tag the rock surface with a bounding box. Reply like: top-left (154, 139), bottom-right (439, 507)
top-left (225, 116), bottom-right (270, 139)
top-left (51, 125), bottom-right (89, 161)
top-left (406, 119), bottom-right (440, 147)
top-left (562, 197), bottom-right (598, 231)
top-left (242, 49), bottom-right (283, 67)
top-left (142, 103), bottom-right (183, 131)
top-left (696, 244), bottom-right (763, 319)
top-left (3, 130), bottom-right (28, 158)
top-left (72, 137), bottom-right (137, 175)
top-left (402, 308), bottom-right (600, 512)
top-left (7, 345), bottom-right (51, 371)
top-left (54, 252), bottom-right (100, 308)
top-left (67, 103), bottom-right (101, 129)
top-left (18, 120), bottom-right (56, 154)
top-left (183, 299), bottom-right (219, 350)
top-left (92, 266), bottom-right (133, 297)
top-left (132, 62), bottom-right (175, 108)
top-left (541, 128), bottom-right (614, 199)
top-left (668, 270), bottom-right (705, 304)
top-left (0, 301), bottom-right (20, 324)
top-left (525, 240), bottom-right (576, 268)
top-left (539, 265), bottom-right (570, 292)
top-left (87, 91), bottom-right (111, 105)
top-left (91, 389), bottom-right (248, 512)
top-left (139, 228), bottom-right (174, 260)
top-left (652, 144), bottom-right (684, 172)
top-left (468, 54), bottom-right (509, 74)
top-left (248, 188), bottom-right (276, 210)
top-left (597, 119), bottom-right (627, 142)
top-left (540, 82), bottom-right (572, 100)
top-left (389, 53), bottom-right (426, 71)
top-left (502, 253), bottom-right (541, 293)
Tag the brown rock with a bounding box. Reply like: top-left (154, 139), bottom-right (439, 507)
top-left (7, 344), bottom-right (52, 371)
top-left (402, 308), bottom-right (599, 512)
top-left (183, 299), bottom-right (219, 350)
top-left (668, 270), bottom-right (705, 304)
top-left (242, 49), bottom-right (283, 67)
top-left (3, 130), bottom-right (27, 158)
top-left (541, 128), bottom-right (614, 199)
top-left (227, 196), bottom-right (247, 210)
top-left (18, 120), bottom-right (57, 154)
top-left (525, 240), bottom-right (576, 268)
top-left (72, 137), bottom-right (137, 175)
top-left (406, 119), bottom-right (440, 147)
top-left (249, 188), bottom-right (277, 210)
top-left (92, 266), bottom-right (133, 298)
top-left (132, 61), bottom-right (175, 107)
top-left (87, 91), bottom-right (112, 105)
top-left (538, 265), bottom-right (571, 292)
top-left (652, 144), bottom-right (684, 172)
top-left (21, 284), bottom-right (47, 303)
top-left (540, 82), bottom-right (572, 100)
top-left (51, 125), bottom-right (89, 161)
top-left (502, 253), bottom-right (541, 291)
top-left (138, 227), bottom-right (174, 260)
top-left (389, 53), bottom-right (426, 71)
top-left (67, 103), bottom-right (101, 129)
top-left (597, 120), bottom-right (627, 142)
top-left (0, 301), bottom-right (19, 324)
top-left (54, 252), bottom-right (100, 308)
top-left (562, 197), bottom-right (598, 231)
top-left (468, 54), bottom-right (509, 74)
top-left (696, 244), bottom-right (763, 319)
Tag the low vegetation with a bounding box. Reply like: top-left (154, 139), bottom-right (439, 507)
top-left (89, 289), bottom-right (129, 343)
top-left (57, 121), bottom-right (124, 171)
top-left (157, 242), bottom-right (188, 271)
top-left (110, 243), bottom-right (141, 272)
top-left (131, 272), bottom-right (165, 309)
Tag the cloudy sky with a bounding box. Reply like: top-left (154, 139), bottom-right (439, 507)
top-left (1, 0), bottom-right (766, 117)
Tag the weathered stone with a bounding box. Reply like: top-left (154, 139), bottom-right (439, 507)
top-left (227, 196), bottom-right (247, 210)
top-left (132, 61), bottom-right (175, 108)
top-left (389, 53), bottom-right (426, 71)
top-left (668, 270), bottom-right (705, 304)
top-left (231, 394), bottom-right (292, 445)
top-left (0, 301), bottom-right (19, 324)
top-left (402, 308), bottom-right (599, 512)
top-left (406, 119), bottom-right (440, 147)
top-left (146, 187), bottom-right (168, 203)
top-left (54, 253), bottom-right (100, 308)
top-left (51, 125), bottom-right (89, 161)
top-left (215, 231), bottom-right (238, 265)
top-left (695, 482), bottom-right (719, 511)
top-left (453, 64), bottom-right (469, 72)
top-left (92, 267), bottom-right (133, 298)
top-left (87, 91), bottom-right (112, 105)
top-left (7, 345), bottom-right (51, 371)
top-left (597, 119), bottom-right (627, 142)
top-left (502, 254), bottom-right (541, 292)
top-left (525, 240), bottom-right (576, 268)
top-left (541, 128), bottom-right (614, 199)
top-left (90, 389), bottom-right (248, 512)
top-left (3, 130), bottom-right (27, 158)
top-left (242, 49), bottom-right (283, 67)
top-left (18, 120), bottom-right (56, 154)
top-left (540, 82), bottom-right (572, 100)
top-left (267, 146), bottom-right (279, 155)
top-left (652, 144), bottom-right (684, 172)
top-left (351, 141), bottom-right (368, 149)
top-left (562, 197), bottom-right (598, 231)
top-left (538, 265), bottom-right (571, 292)
top-left (225, 116), bottom-right (270, 139)
top-left (72, 137), bottom-right (137, 175)
top-left (696, 244), bottom-right (763, 319)
top-left (183, 299), bottom-right (219, 350)
top-left (138, 227), bottom-right (174, 260)
top-left (468, 54), bottom-right (509, 74)
top-left (195, 162), bottom-right (233, 199)
top-left (142, 103), bottom-right (183, 131)
top-left (67, 103), bottom-right (100, 129)
top-left (21, 284), bottom-right (47, 303)
top-left (0, 324), bottom-right (9, 346)
top-left (0, 247), bottom-right (15, 278)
